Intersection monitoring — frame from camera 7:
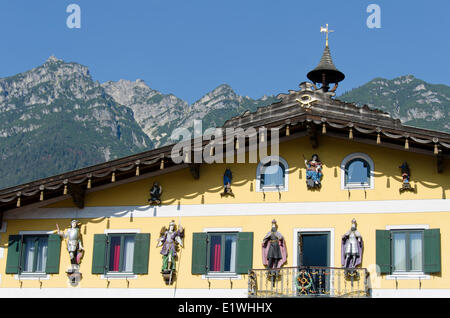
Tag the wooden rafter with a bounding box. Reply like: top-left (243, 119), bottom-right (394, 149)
top-left (189, 163), bottom-right (201, 180)
top-left (67, 183), bottom-right (85, 209)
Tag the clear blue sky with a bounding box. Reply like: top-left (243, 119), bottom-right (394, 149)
top-left (0, 0), bottom-right (448, 103)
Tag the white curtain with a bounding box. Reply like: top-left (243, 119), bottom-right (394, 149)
top-left (23, 237), bottom-right (48, 273)
top-left (36, 238), bottom-right (48, 272)
top-left (393, 232), bottom-right (406, 271)
top-left (123, 236), bottom-right (135, 272)
top-left (23, 237), bottom-right (35, 272)
top-left (410, 232), bottom-right (423, 271)
top-left (226, 235), bottom-right (237, 273)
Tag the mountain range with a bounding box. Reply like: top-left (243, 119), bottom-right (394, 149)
top-left (0, 57), bottom-right (448, 189)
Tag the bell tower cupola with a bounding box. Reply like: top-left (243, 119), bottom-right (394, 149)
top-left (307, 24), bottom-right (345, 92)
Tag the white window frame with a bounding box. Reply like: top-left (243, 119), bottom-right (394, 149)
top-left (340, 152), bottom-right (374, 190)
top-left (385, 224), bottom-right (430, 280)
top-left (101, 229), bottom-right (140, 280)
top-left (202, 227), bottom-right (242, 280)
top-left (256, 156), bottom-right (289, 192)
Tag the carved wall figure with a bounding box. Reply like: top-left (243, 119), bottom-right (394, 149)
top-left (157, 220), bottom-right (184, 284)
top-left (56, 219), bottom-right (84, 286)
top-left (149, 182), bottom-right (162, 205)
top-left (304, 154), bottom-right (323, 188)
top-left (341, 219), bottom-right (363, 270)
top-left (399, 162), bottom-right (413, 192)
top-left (262, 220), bottom-right (287, 272)
top-left (221, 168), bottom-right (234, 197)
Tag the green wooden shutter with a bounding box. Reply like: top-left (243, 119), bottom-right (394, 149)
top-left (46, 234), bottom-right (61, 274)
top-left (376, 230), bottom-right (391, 274)
top-left (92, 234), bottom-right (107, 274)
top-left (191, 232), bottom-right (207, 274)
top-left (424, 229), bottom-right (441, 273)
top-left (6, 235), bottom-right (22, 274)
top-left (133, 233), bottom-right (150, 274)
top-left (236, 232), bottom-right (254, 274)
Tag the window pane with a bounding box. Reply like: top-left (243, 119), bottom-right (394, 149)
top-left (262, 163), bottom-right (284, 187)
top-left (23, 237), bottom-right (36, 272)
top-left (35, 238), bottom-right (48, 272)
top-left (393, 232), bottom-right (407, 271)
top-left (108, 236), bottom-right (121, 272)
top-left (409, 232), bottom-right (423, 271)
top-left (346, 159), bottom-right (369, 184)
top-left (122, 236), bottom-right (135, 272)
top-left (223, 235), bottom-right (237, 272)
top-left (209, 235), bottom-right (222, 272)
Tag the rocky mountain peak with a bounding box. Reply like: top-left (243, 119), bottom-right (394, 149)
top-left (45, 55), bottom-right (64, 64)
top-left (339, 75), bottom-right (449, 132)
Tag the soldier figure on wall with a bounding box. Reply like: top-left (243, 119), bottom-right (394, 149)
top-left (341, 219), bottom-right (363, 275)
top-left (399, 162), bottom-right (413, 192)
top-left (304, 154), bottom-right (323, 189)
top-left (56, 219), bottom-right (84, 286)
top-left (148, 181), bottom-right (162, 205)
top-left (157, 220), bottom-right (184, 285)
top-left (221, 168), bottom-right (234, 197)
top-left (262, 220), bottom-right (287, 285)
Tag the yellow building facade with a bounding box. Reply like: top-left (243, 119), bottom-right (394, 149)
top-left (0, 42), bottom-right (448, 298)
top-left (0, 132), bottom-right (448, 297)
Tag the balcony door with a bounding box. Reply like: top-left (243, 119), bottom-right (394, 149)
top-left (297, 232), bottom-right (330, 296)
top-left (298, 232), bottom-right (330, 267)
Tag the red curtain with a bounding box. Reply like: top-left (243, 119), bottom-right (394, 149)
top-left (112, 244), bottom-right (120, 271)
top-left (213, 243), bottom-right (221, 271)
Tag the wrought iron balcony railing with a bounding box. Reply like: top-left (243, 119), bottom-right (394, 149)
top-left (248, 266), bottom-right (370, 298)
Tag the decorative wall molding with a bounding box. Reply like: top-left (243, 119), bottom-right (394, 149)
top-left (4, 199), bottom-right (449, 220)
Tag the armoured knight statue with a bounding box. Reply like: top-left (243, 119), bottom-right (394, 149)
top-left (262, 220), bottom-right (287, 272)
top-left (57, 219), bottom-right (84, 266)
top-left (304, 154), bottom-right (323, 188)
top-left (341, 219), bottom-right (363, 270)
top-left (149, 182), bottom-right (162, 205)
top-left (157, 221), bottom-right (184, 277)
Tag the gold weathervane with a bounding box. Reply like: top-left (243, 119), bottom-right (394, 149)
top-left (320, 24), bottom-right (334, 47)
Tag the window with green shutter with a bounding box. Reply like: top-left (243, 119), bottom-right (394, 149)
top-left (191, 231), bottom-right (253, 275)
top-left (133, 233), bottom-right (150, 274)
top-left (236, 232), bottom-right (253, 274)
top-left (6, 234), bottom-right (61, 275)
top-left (376, 230), bottom-right (391, 274)
top-left (6, 235), bottom-right (22, 274)
top-left (424, 229), bottom-right (441, 273)
top-left (92, 234), bottom-right (107, 274)
top-left (376, 228), bottom-right (441, 275)
top-left (191, 232), bottom-right (207, 274)
top-left (46, 234), bottom-right (61, 274)
top-left (92, 233), bottom-right (150, 275)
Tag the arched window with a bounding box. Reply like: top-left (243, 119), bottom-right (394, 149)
top-left (341, 153), bottom-right (374, 189)
top-left (256, 156), bottom-right (288, 191)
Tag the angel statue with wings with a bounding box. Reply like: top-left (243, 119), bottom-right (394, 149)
top-left (157, 221), bottom-right (184, 273)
